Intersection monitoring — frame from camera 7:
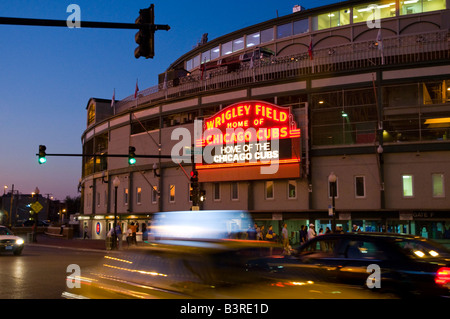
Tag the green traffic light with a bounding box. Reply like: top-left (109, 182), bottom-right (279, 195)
top-left (128, 157), bottom-right (136, 165)
top-left (38, 145), bottom-right (47, 164)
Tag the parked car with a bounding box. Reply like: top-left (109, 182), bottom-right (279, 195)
top-left (248, 232), bottom-right (450, 298)
top-left (0, 226), bottom-right (25, 255)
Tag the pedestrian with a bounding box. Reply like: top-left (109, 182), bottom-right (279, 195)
top-left (282, 223), bottom-right (289, 254)
top-left (266, 225), bottom-right (276, 241)
top-left (126, 227), bottom-right (133, 247)
top-left (325, 227), bottom-right (331, 234)
top-left (142, 223), bottom-right (148, 242)
top-left (300, 225), bottom-right (307, 244)
top-left (115, 222), bottom-right (123, 249)
top-left (83, 224), bottom-right (89, 239)
top-left (247, 223), bottom-right (257, 240)
top-left (259, 225), bottom-right (265, 240)
top-left (129, 222), bottom-right (137, 245)
top-left (318, 228), bottom-right (324, 235)
top-left (307, 223), bottom-right (316, 241)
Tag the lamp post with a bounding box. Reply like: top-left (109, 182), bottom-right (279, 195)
top-left (328, 172), bottom-right (337, 233)
top-left (112, 176), bottom-right (120, 250)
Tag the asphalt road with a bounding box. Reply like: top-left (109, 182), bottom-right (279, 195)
top-left (0, 245), bottom-right (105, 299)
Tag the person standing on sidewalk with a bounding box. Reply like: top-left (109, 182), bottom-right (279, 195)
top-left (115, 223), bottom-right (123, 249)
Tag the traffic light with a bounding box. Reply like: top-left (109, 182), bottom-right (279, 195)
top-left (190, 170), bottom-right (198, 183)
top-left (128, 146), bottom-right (136, 165)
top-left (134, 5), bottom-right (154, 59)
top-left (38, 145), bottom-right (47, 164)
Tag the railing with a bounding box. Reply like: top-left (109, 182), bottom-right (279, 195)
top-left (116, 30), bottom-right (449, 113)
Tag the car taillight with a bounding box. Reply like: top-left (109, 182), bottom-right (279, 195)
top-left (435, 267), bottom-right (450, 285)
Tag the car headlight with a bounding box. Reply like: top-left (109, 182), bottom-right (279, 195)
top-left (16, 238), bottom-right (24, 245)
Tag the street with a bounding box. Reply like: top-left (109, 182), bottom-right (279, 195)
top-left (0, 245), bottom-right (104, 299)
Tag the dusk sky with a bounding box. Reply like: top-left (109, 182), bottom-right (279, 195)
top-left (0, 0), bottom-right (337, 200)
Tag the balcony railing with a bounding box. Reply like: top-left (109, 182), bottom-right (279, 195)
top-left (116, 30), bottom-right (449, 113)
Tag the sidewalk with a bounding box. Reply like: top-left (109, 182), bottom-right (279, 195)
top-left (28, 234), bottom-right (107, 251)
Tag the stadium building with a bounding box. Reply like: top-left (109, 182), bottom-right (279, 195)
top-left (80, 0), bottom-right (450, 241)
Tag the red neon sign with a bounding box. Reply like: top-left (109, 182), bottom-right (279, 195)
top-left (196, 101), bottom-right (301, 169)
top-left (197, 101), bottom-right (300, 147)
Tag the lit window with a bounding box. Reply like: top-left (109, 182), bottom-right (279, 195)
top-left (201, 50), bottom-right (211, 64)
top-left (402, 175), bottom-right (414, 197)
top-left (222, 41), bottom-right (233, 55)
top-left (432, 173), bottom-right (445, 198)
top-left (313, 8), bottom-right (351, 30)
top-left (87, 104), bottom-right (96, 126)
top-left (265, 181), bottom-right (274, 199)
top-left (355, 176), bottom-right (366, 198)
top-left (169, 185), bottom-right (175, 203)
top-left (211, 46), bottom-right (220, 60)
top-left (124, 188), bottom-right (128, 205)
top-left (233, 37), bottom-right (245, 52)
top-left (152, 186), bottom-right (158, 204)
top-left (136, 187), bottom-right (142, 204)
top-left (288, 180), bottom-right (297, 199)
top-left (246, 32), bottom-right (260, 48)
top-left (400, 0), bottom-right (446, 16)
top-left (353, 1), bottom-right (396, 24)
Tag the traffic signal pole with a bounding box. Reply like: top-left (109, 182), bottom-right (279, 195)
top-left (0, 16), bottom-right (170, 32)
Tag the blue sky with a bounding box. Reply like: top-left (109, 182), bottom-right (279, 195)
top-left (0, 0), bottom-right (337, 200)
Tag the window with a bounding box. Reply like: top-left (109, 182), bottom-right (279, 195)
top-left (152, 186), bottom-right (158, 204)
top-left (213, 182), bottom-right (221, 201)
top-left (260, 28), bottom-right (274, 43)
top-left (231, 182), bottom-right (239, 201)
top-left (233, 37), bottom-right (245, 52)
top-left (432, 174), bottom-right (445, 198)
top-left (136, 187), bottom-right (142, 204)
top-left (288, 180), bottom-right (297, 199)
top-left (222, 41), bottom-right (233, 55)
top-left (211, 46), bottom-right (220, 60)
top-left (246, 32), bottom-right (260, 48)
top-left (87, 104), bottom-right (95, 126)
top-left (169, 185), bottom-right (175, 203)
top-left (265, 181), bottom-right (274, 199)
top-left (277, 22), bottom-right (292, 39)
top-left (97, 192), bottom-right (100, 207)
top-left (345, 241), bottom-right (385, 260)
top-left (293, 19), bottom-right (309, 35)
top-left (400, 0), bottom-right (446, 16)
top-left (353, 1), bottom-right (396, 24)
top-left (355, 176), bottom-right (366, 198)
top-left (124, 188), bottom-right (128, 205)
top-left (201, 50), bottom-right (211, 64)
top-left (312, 8), bottom-right (350, 30)
top-left (402, 175), bottom-right (414, 197)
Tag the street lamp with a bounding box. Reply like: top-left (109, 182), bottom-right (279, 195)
top-left (328, 172), bottom-right (337, 233)
top-left (112, 176), bottom-right (120, 250)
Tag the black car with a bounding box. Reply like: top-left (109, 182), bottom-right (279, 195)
top-left (249, 233), bottom-right (450, 298)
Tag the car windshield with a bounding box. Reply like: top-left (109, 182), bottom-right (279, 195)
top-left (0, 227), bottom-right (14, 236)
top-left (394, 239), bottom-right (450, 259)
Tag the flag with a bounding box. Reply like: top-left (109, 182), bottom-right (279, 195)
top-left (163, 71), bottom-right (168, 90)
top-left (308, 39), bottom-right (313, 60)
top-left (134, 80), bottom-right (139, 99)
top-left (377, 28), bottom-right (385, 65)
top-left (111, 88), bottom-right (115, 108)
